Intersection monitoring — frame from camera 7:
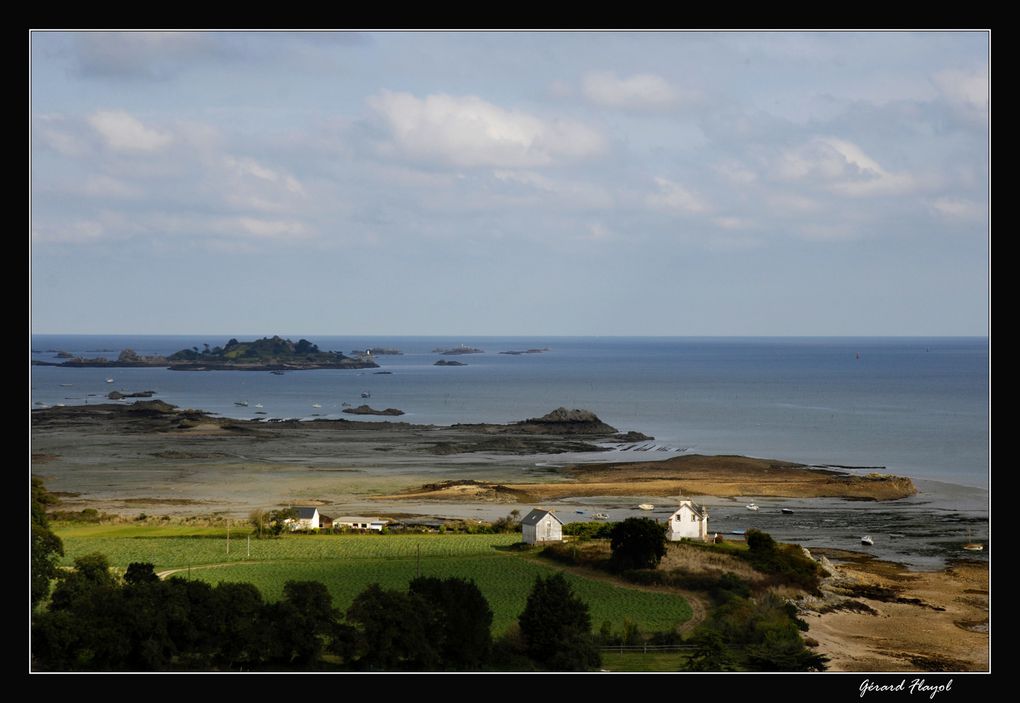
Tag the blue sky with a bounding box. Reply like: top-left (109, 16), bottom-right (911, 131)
top-left (31, 31), bottom-right (988, 335)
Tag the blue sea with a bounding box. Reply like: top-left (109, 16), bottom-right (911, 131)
top-left (30, 335), bottom-right (989, 489)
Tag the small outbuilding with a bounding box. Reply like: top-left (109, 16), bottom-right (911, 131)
top-left (334, 517), bottom-right (389, 532)
top-left (667, 499), bottom-right (709, 541)
top-left (521, 509), bottom-right (563, 544)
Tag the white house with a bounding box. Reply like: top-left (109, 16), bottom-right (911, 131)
top-left (334, 516), bottom-right (389, 532)
top-left (667, 499), bottom-right (709, 541)
top-left (290, 506), bottom-right (320, 530)
top-left (521, 509), bottom-right (563, 544)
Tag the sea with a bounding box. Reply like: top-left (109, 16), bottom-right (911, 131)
top-left (30, 335), bottom-right (989, 568)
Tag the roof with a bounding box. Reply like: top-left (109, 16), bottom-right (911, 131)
top-left (671, 501), bottom-right (707, 519)
top-left (293, 506), bottom-right (319, 519)
top-left (521, 509), bottom-right (563, 526)
top-left (334, 516), bottom-right (390, 524)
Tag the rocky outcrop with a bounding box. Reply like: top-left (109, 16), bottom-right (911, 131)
top-left (342, 405), bottom-right (405, 416)
top-left (107, 390), bottom-right (157, 400)
top-left (434, 360), bottom-right (467, 366)
top-left (514, 407), bottom-right (618, 435)
top-left (433, 346), bottom-right (484, 355)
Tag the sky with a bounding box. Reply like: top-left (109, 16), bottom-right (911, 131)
top-left (30, 31), bottom-right (989, 336)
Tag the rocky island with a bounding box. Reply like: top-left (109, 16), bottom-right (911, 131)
top-left (342, 405), bottom-right (405, 416)
top-left (499, 348), bottom-right (550, 355)
top-left (434, 360), bottom-right (468, 366)
top-left (32, 336), bottom-right (378, 371)
top-left (432, 345), bottom-right (484, 355)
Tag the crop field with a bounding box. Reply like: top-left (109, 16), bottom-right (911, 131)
top-left (56, 526), bottom-right (692, 634)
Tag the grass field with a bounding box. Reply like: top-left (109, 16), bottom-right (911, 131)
top-left (56, 526), bottom-right (692, 635)
top-left (600, 651), bottom-right (691, 672)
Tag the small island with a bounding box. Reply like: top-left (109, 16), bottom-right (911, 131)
top-left (499, 348), bottom-right (550, 355)
top-left (432, 345), bottom-right (484, 355)
top-left (342, 405), bottom-right (405, 416)
top-left (434, 360), bottom-right (468, 366)
top-left (352, 347), bottom-right (403, 356)
top-left (31, 336), bottom-right (379, 371)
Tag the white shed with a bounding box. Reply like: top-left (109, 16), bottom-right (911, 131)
top-left (334, 516), bottom-right (390, 532)
top-left (667, 499), bottom-right (709, 541)
top-left (521, 509), bottom-right (563, 544)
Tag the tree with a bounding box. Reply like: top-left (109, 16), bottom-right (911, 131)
top-left (518, 573), bottom-right (600, 671)
top-left (684, 630), bottom-right (737, 671)
top-left (31, 477), bottom-right (64, 607)
top-left (345, 584), bottom-right (440, 671)
top-left (409, 576), bottom-right (493, 669)
top-left (124, 562), bottom-right (160, 586)
top-left (609, 517), bottom-right (667, 571)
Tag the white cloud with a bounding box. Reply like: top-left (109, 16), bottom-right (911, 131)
top-left (367, 91), bottom-right (605, 168)
top-left (933, 68), bottom-right (988, 112)
top-left (581, 71), bottom-right (682, 110)
top-left (932, 197), bottom-right (985, 220)
top-left (646, 177), bottom-right (709, 214)
top-left (776, 137), bottom-right (918, 198)
top-left (88, 110), bottom-right (172, 152)
top-left (224, 156), bottom-right (307, 196)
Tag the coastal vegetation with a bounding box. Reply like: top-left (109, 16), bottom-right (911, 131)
top-left (31, 336), bottom-right (379, 371)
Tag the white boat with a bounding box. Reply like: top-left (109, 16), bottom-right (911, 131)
top-left (254, 403), bottom-right (264, 409)
top-left (637, 503), bottom-right (654, 511)
top-left (746, 503), bottom-right (759, 511)
top-left (861, 536), bottom-right (874, 546)
top-left (312, 403), bottom-right (322, 409)
top-left (593, 513), bottom-right (609, 520)
top-left (361, 391), bottom-right (371, 398)
top-left (963, 543), bottom-right (984, 552)
top-left (234, 401), bottom-right (248, 407)
top-left (105, 378), bottom-right (114, 383)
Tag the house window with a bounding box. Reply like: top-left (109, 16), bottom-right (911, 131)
top-left (691, 515), bottom-right (696, 522)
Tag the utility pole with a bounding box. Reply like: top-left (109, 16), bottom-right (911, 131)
top-left (227, 519), bottom-right (231, 555)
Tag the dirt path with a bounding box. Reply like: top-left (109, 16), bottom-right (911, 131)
top-left (156, 561), bottom-right (260, 579)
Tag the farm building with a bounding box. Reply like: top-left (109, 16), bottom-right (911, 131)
top-left (521, 509), bottom-right (563, 544)
top-left (334, 516), bottom-right (389, 532)
top-left (666, 499), bottom-right (709, 541)
top-left (289, 506), bottom-right (320, 530)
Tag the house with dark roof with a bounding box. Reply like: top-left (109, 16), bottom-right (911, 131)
top-left (667, 499), bottom-right (709, 541)
top-left (521, 508), bottom-right (563, 544)
top-left (289, 506), bottom-right (320, 530)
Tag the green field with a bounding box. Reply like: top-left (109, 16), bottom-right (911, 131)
top-left (600, 651), bottom-right (691, 672)
top-left (56, 526), bottom-right (692, 634)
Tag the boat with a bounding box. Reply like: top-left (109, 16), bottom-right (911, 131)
top-left (254, 403), bottom-right (264, 409)
top-left (59, 383), bottom-right (73, 387)
top-left (861, 536), bottom-right (874, 546)
top-left (593, 513), bottom-right (609, 520)
top-left (746, 503), bottom-right (759, 511)
top-left (105, 378), bottom-right (114, 383)
top-left (781, 508), bottom-right (794, 514)
top-left (963, 543), bottom-right (984, 552)
top-left (234, 401), bottom-right (248, 407)
top-left (575, 510), bottom-right (585, 515)
top-left (270, 370), bottom-right (285, 375)
top-left (312, 403), bottom-right (322, 409)
top-left (637, 504), bottom-right (654, 511)
top-left (361, 391), bottom-right (371, 398)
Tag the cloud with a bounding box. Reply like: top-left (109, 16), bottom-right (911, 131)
top-left (932, 197), bottom-right (985, 220)
top-left (70, 32), bottom-right (223, 80)
top-left (367, 91), bottom-right (605, 168)
top-left (933, 68), bottom-right (988, 112)
top-left (88, 111), bottom-right (172, 152)
top-left (776, 137), bottom-right (918, 197)
top-left (581, 71), bottom-right (683, 110)
top-left (646, 177), bottom-right (709, 214)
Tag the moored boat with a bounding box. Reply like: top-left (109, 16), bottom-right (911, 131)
top-left (781, 508), bottom-right (794, 514)
top-left (861, 535), bottom-right (874, 546)
top-left (746, 503), bottom-right (759, 511)
top-left (963, 543), bottom-right (984, 551)
top-left (637, 503), bottom-right (654, 511)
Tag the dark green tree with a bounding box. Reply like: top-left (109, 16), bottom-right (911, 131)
top-left (265, 580), bottom-right (338, 666)
top-left (31, 477), bottom-right (64, 607)
top-left (124, 562), bottom-right (160, 586)
top-left (409, 576), bottom-right (493, 669)
top-left (518, 573), bottom-right (600, 671)
top-left (609, 517), bottom-right (667, 571)
top-left (684, 630), bottom-right (738, 671)
top-left (345, 584), bottom-right (440, 671)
